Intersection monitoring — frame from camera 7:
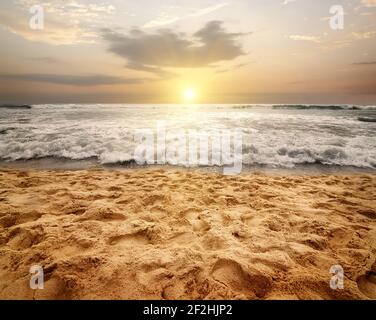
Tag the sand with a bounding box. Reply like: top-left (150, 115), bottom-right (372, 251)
top-left (0, 168), bottom-right (375, 300)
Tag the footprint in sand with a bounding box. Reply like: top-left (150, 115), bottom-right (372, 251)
top-left (108, 232), bottom-right (151, 246)
top-left (356, 209), bottom-right (375, 220)
top-left (241, 212), bottom-right (266, 230)
top-left (107, 224), bottom-right (163, 246)
top-left (34, 277), bottom-right (73, 300)
top-left (179, 208), bottom-right (211, 233)
top-left (142, 193), bottom-right (168, 206)
top-left (191, 219), bottom-right (211, 233)
top-left (74, 201), bottom-right (126, 222)
top-left (328, 227), bottom-right (353, 248)
top-left (0, 214), bottom-right (17, 228)
top-left (180, 207), bottom-right (200, 220)
top-left (7, 225), bottom-right (45, 250)
top-left (200, 231), bottom-right (228, 251)
top-left (357, 272), bottom-right (376, 299)
top-left (211, 259), bottom-right (272, 298)
top-left (169, 231), bottom-right (195, 244)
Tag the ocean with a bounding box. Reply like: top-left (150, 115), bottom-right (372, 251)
top-left (0, 104), bottom-right (375, 171)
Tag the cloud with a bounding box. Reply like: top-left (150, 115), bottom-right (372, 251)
top-left (143, 15), bottom-right (180, 29)
top-left (0, 0), bottom-right (115, 45)
top-left (188, 3), bottom-right (229, 17)
top-left (18, 0), bottom-right (115, 16)
top-left (352, 31), bottom-right (376, 39)
top-left (288, 31), bottom-right (375, 50)
top-left (282, 0), bottom-right (298, 5)
top-left (352, 61), bottom-right (376, 65)
top-left (214, 62), bottom-right (251, 74)
top-left (27, 56), bottom-right (61, 63)
top-left (292, 29), bottom-right (376, 51)
top-left (143, 14), bottom-right (180, 29)
top-left (0, 10), bottom-right (93, 45)
top-left (142, 3), bottom-right (228, 29)
top-left (288, 35), bottom-right (321, 43)
top-left (125, 62), bottom-right (177, 79)
top-left (361, 0), bottom-right (376, 7)
top-left (0, 74), bottom-right (147, 86)
top-left (102, 21), bottom-right (246, 76)
top-left (320, 39), bottom-right (353, 50)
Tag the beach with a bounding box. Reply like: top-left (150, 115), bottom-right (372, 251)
top-left (0, 167), bottom-right (375, 300)
top-left (1, 0), bottom-right (376, 306)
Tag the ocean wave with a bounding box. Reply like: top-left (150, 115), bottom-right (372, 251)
top-left (8, 103), bottom-right (376, 111)
top-left (0, 104), bottom-right (375, 170)
top-left (358, 117), bottom-right (376, 123)
top-left (0, 138), bottom-right (375, 169)
top-left (242, 145), bottom-right (375, 169)
top-left (0, 104), bottom-right (32, 109)
top-left (272, 104), bottom-right (376, 110)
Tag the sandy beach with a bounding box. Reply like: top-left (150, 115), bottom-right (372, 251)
top-left (0, 168), bottom-right (375, 300)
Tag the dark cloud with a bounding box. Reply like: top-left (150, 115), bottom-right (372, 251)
top-left (28, 57), bottom-right (61, 64)
top-left (0, 74), bottom-right (148, 86)
top-left (126, 62), bottom-right (177, 79)
top-left (352, 61), bottom-right (376, 65)
top-left (102, 21), bottom-right (246, 75)
top-left (214, 62), bottom-right (251, 74)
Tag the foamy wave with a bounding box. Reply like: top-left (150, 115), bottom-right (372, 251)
top-left (0, 104), bottom-right (375, 169)
top-left (242, 145), bottom-right (375, 168)
top-left (0, 134), bottom-right (375, 168)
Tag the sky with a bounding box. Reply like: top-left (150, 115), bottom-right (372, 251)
top-left (0, 0), bottom-right (375, 104)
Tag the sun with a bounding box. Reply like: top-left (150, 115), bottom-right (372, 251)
top-left (182, 88), bottom-right (196, 102)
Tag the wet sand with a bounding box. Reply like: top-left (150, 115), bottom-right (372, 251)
top-left (0, 168), bottom-right (375, 300)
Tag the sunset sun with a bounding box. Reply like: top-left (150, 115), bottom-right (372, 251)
top-left (182, 88), bottom-right (197, 103)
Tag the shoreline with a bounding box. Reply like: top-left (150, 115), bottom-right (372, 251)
top-left (0, 159), bottom-right (375, 176)
top-left (0, 167), bottom-right (375, 300)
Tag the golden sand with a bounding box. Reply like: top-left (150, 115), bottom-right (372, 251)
top-left (0, 168), bottom-right (375, 300)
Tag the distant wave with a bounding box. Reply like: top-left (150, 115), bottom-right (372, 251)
top-left (188, 104), bottom-right (376, 110)
top-left (0, 104), bottom-right (32, 109)
top-left (3, 103), bottom-right (376, 111)
top-left (358, 117), bottom-right (376, 123)
top-left (272, 104), bottom-right (375, 110)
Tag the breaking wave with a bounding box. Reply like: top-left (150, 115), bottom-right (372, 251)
top-left (0, 104), bottom-right (375, 169)
top-left (272, 105), bottom-right (376, 110)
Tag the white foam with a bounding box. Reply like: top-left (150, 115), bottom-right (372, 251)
top-left (0, 104), bottom-right (375, 169)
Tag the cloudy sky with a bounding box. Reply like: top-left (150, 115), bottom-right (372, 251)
top-left (0, 0), bottom-right (375, 104)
